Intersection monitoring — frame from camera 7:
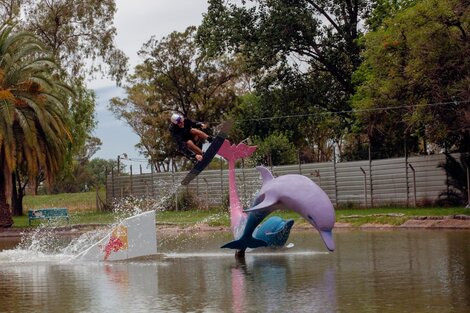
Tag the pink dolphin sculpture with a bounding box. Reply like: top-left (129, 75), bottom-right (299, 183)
top-left (217, 140), bottom-right (294, 255)
top-left (246, 166), bottom-right (336, 251)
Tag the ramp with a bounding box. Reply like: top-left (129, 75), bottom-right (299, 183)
top-left (76, 210), bottom-right (157, 261)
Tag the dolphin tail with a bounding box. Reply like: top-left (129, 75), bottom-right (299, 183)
top-left (217, 140), bottom-right (257, 162)
top-left (221, 237), bottom-right (267, 250)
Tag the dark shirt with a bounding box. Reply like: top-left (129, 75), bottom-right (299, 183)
top-left (169, 118), bottom-right (204, 159)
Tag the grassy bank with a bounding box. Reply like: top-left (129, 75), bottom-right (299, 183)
top-left (23, 191), bottom-right (101, 212)
top-left (12, 191), bottom-right (469, 228)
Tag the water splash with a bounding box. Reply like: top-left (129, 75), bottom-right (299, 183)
top-left (1, 179), bottom-right (203, 263)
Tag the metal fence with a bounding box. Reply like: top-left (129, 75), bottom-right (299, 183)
top-left (106, 153), bottom-right (465, 208)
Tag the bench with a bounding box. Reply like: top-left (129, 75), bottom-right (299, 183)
top-left (28, 208), bottom-right (69, 226)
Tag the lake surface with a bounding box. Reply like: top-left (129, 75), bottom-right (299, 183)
top-left (0, 229), bottom-right (469, 313)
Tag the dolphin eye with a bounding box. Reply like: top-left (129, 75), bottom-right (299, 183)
top-left (307, 214), bottom-right (318, 228)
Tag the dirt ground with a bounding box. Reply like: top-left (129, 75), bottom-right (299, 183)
top-left (0, 215), bottom-right (469, 238)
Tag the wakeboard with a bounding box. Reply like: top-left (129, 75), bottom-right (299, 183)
top-left (181, 120), bottom-right (232, 185)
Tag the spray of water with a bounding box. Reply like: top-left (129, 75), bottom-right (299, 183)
top-left (1, 178), bottom-right (221, 262)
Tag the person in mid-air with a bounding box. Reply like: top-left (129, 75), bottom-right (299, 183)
top-left (169, 113), bottom-right (213, 163)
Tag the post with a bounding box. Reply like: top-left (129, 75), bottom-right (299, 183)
top-left (130, 165), bottom-right (133, 196)
top-left (171, 158), bottom-right (177, 211)
top-left (220, 158), bottom-right (224, 204)
top-left (151, 165), bottom-right (155, 197)
top-left (466, 161), bottom-right (470, 208)
top-left (298, 150), bottom-right (302, 175)
top-left (409, 164), bottom-right (417, 207)
top-left (404, 135), bottom-right (409, 207)
top-left (117, 155), bottom-right (120, 177)
top-left (311, 170), bottom-right (321, 186)
top-left (368, 143), bottom-right (374, 207)
top-left (360, 167), bottom-right (368, 208)
top-left (333, 148), bottom-right (338, 206)
top-left (203, 177), bottom-right (209, 209)
top-left (242, 158), bottom-right (246, 203)
top-left (111, 166), bottom-right (115, 199)
top-left (269, 152), bottom-right (273, 172)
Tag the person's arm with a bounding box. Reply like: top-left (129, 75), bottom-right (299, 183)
top-left (188, 118), bottom-right (208, 130)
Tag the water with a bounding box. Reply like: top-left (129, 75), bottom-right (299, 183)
top-left (0, 229), bottom-right (469, 313)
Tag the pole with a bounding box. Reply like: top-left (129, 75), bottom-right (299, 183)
top-left (466, 161), bottom-right (470, 208)
top-left (369, 143), bottom-right (374, 207)
top-left (203, 178), bottom-right (209, 209)
top-left (111, 166), bottom-right (115, 199)
top-left (409, 164), bottom-right (417, 207)
top-left (117, 155), bottom-right (120, 177)
top-left (130, 165), bottom-right (133, 196)
top-left (360, 167), bottom-right (368, 207)
top-left (242, 158), bottom-right (246, 203)
top-left (404, 134), bottom-right (409, 207)
top-left (220, 158), bottom-right (224, 204)
top-left (151, 165), bottom-right (155, 197)
top-left (333, 148), bottom-right (338, 206)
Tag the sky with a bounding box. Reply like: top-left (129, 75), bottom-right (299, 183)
top-left (89, 0), bottom-right (209, 171)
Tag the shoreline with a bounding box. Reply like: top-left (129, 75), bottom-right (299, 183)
top-left (1, 215), bottom-right (469, 238)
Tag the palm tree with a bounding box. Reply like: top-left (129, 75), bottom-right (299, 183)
top-left (0, 24), bottom-right (72, 227)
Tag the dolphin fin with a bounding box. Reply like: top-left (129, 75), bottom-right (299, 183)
top-left (244, 193), bottom-right (278, 212)
top-left (256, 166), bottom-right (274, 183)
top-left (221, 237), bottom-right (267, 250)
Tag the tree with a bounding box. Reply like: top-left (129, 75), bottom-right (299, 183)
top-left (0, 24), bottom-right (72, 227)
top-left (251, 133), bottom-right (297, 166)
top-left (229, 71), bottom-right (343, 163)
top-left (1, 1), bottom-right (127, 206)
top-left (352, 0), bottom-right (470, 156)
top-left (366, 0), bottom-right (419, 31)
top-left (86, 158), bottom-right (117, 188)
top-left (197, 0), bottom-right (374, 160)
top-left (2, 0), bottom-right (128, 82)
top-left (437, 153), bottom-right (470, 205)
top-left (110, 26), bottom-right (246, 170)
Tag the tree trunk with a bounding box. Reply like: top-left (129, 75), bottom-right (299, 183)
top-left (11, 172), bottom-right (25, 216)
top-left (0, 174), bottom-right (14, 228)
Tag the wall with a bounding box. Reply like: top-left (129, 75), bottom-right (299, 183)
top-left (106, 153), bottom-right (462, 208)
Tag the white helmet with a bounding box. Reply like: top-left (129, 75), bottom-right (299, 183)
top-left (170, 113), bottom-right (183, 124)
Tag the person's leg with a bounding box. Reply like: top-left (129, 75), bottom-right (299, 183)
top-left (190, 128), bottom-right (213, 144)
top-left (186, 140), bottom-right (204, 155)
top-left (190, 128), bottom-right (209, 140)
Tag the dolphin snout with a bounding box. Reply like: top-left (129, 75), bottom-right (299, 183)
top-left (306, 214), bottom-right (335, 251)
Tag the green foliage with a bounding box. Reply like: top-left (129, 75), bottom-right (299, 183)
top-left (86, 158), bottom-right (117, 187)
top-left (6, 0), bottom-right (128, 83)
top-left (251, 133), bottom-right (297, 166)
top-left (437, 153), bottom-right (470, 206)
top-left (163, 189), bottom-right (201, 211)
top-left (353, 0), bottom-right (470, 156)
top-left (366, 0), bottom-right (419, 31)
top-left (198, 0), bottom-right (372, 160)
top-left (51, 158), bottom-right (118, 193)
top-left (0, 24), bottom-right (73, 226)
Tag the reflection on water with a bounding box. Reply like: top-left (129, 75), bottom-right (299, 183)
top-left (0, 230), bottom-right (469, 313)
